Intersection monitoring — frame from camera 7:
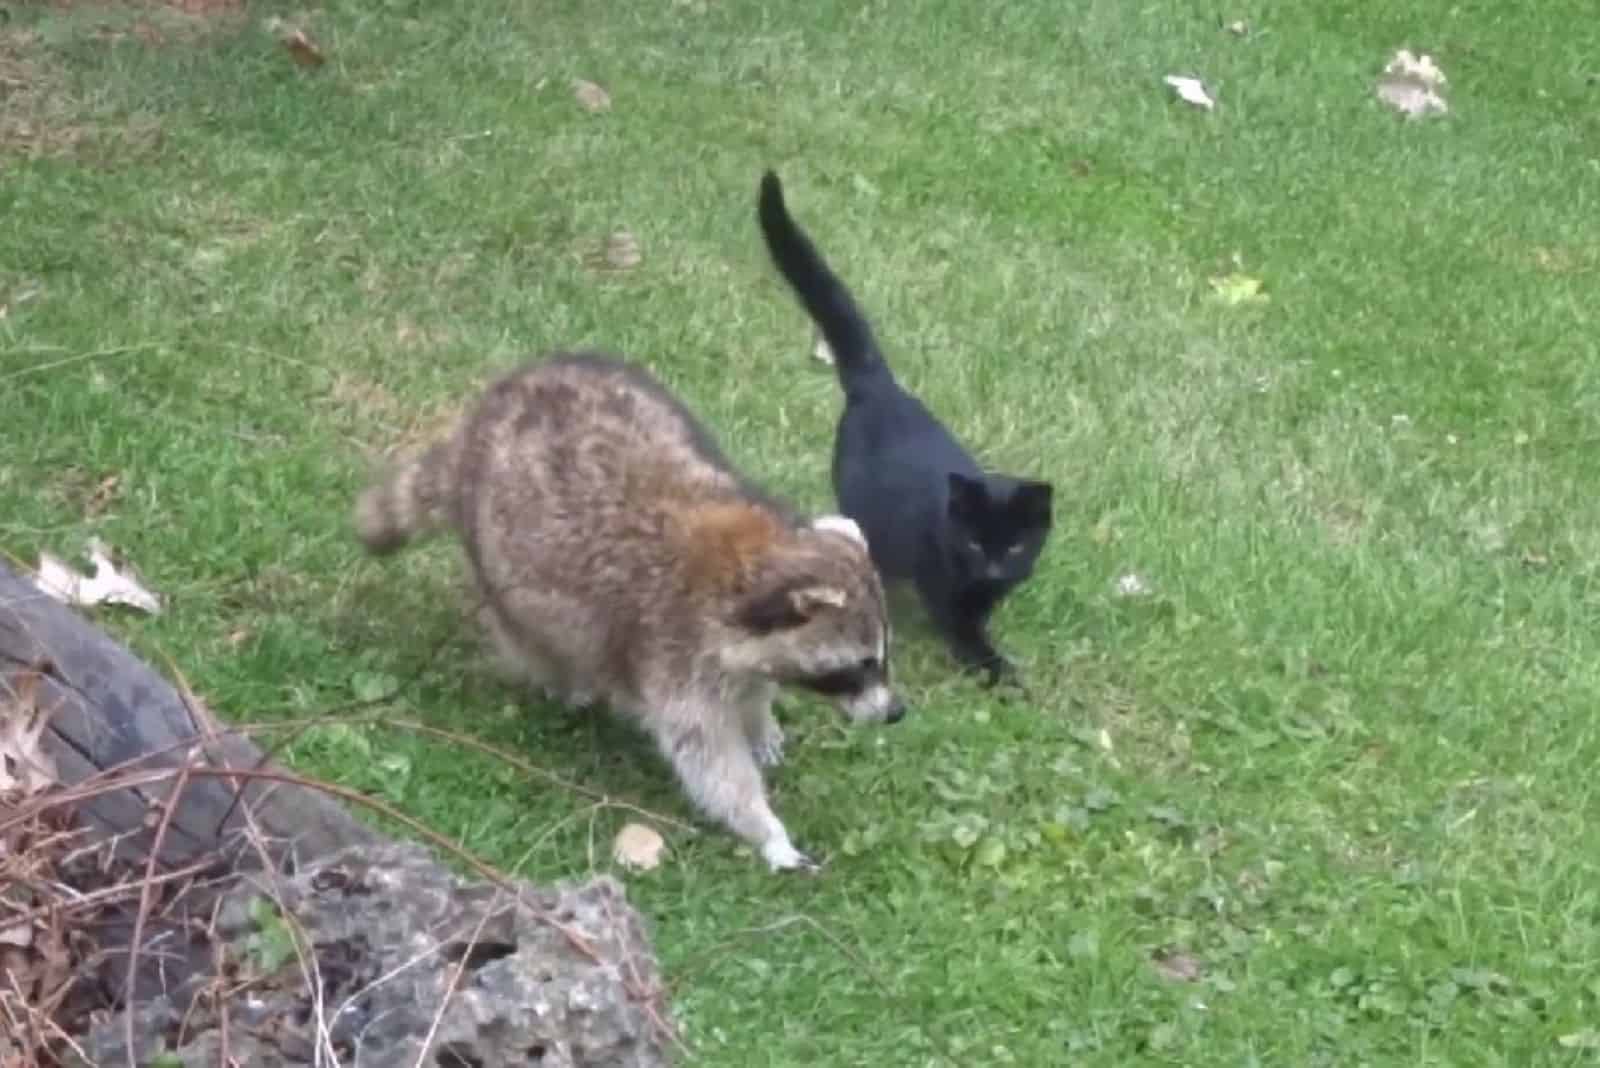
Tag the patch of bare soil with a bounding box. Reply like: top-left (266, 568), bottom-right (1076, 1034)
top-left (0, 29), bottom-right (88, 159)
top-left (25, 0), bottom-right (243, 13)
top-left (1, 1), bottom-right (248, 159)
top-left (0, 29), bottom-right (158, 160)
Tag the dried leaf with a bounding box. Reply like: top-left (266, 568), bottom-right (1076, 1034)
top-left (0, 668), bottom-right (60, 797)
top-left (1559, 1031), bottom-right (1600, 1050)
top-left (1208, 272), bottom-right (1267, 305)
top-left (811, 330), bottom-right (836, 366)
top-left (0, 922), bottom-right (31, 949)
top-left (1376, 49), bottom-right (1448, 118)
top-left (1083, 786), bottom-right (1118, 812)
top-left (263, 15), bottom-right (327, 69)
top-left (1152, 948), bottom-right (1206, 982)
top-left (600, 230), bottom-right (642, 271)
top-left (32, 539), bottom-right (162, 614)
top-left (85, 472), bottom-right (121, 517)
top-left (574, 79), bottom-right (612, 113)
top-left (1164, 75), bottom-right (1215, 111)
top-left (282, 28), bottom-right (326, 68)
top-left (1114, 572), bottom-right (1152, 597)
top-left (973, 836), bottom-right (1007, 868)
top-left (0, 946), bottom-right (34, 992)
top-left (613, 823), bottom-right (667, 871)
top-left (1067, 929), bottom-right (1100, 960)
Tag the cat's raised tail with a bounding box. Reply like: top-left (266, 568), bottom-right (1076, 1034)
top-left (758, 170), bottom-right (893, 398)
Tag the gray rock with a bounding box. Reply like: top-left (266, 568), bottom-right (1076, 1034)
top-left (74, 842), bottom-right (673, 1067)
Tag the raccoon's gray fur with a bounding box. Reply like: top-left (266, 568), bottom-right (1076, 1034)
top-left (354, 352), bottom-right (905, 871)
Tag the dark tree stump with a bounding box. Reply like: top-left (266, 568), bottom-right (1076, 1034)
top-left (0, 560), bottom-right (379, 866)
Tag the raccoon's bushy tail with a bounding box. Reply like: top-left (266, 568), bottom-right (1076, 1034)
top-left (757, 170), bottom-right (894, 399)
top-left (353, 435), bottom-right (459, 556)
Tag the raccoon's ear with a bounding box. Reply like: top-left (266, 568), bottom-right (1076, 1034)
top-left (812, 513), bottom-right (867, 549)
top-left (736, 580), bottom-right (848, 634)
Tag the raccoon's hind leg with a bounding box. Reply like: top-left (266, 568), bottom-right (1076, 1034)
top-left (476, 597), bottom-right (596, 708)
top-left (653, 708), bottom-right (815, 872)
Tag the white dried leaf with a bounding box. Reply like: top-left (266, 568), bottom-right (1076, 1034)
top-left (612, 823), bottom-right (667, 871)
top-left (0, 674), bottom-right (59, 797)
top-left (1384, 48), bottom-right (1447, 88)
top-left (811, 330), bottom-right (836, 366)
top-left (1115, 572), bottom-right (1152, 597)
top-left (33, 539), bottom-right (162, 614)
top-left (1164, 75), bottom-right (1215, 111)
top-left (1377, 49), bottom-right (1449, 118)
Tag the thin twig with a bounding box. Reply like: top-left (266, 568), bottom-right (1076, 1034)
top-left (123, 743), bottom-right (197, 1068)
top-left (409, 888), bottom-right (505, 1068)
top-left (8, 763), bottom-right (611, 964)
top-left (669, 914), bottom-right (896, 1004)
top-left (0, 856), bottom-right (219, 933)
top-left (0, 342), bottom-right (162, 384)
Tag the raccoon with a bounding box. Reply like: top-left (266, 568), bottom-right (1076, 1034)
top-left (354, 352), bottom-right (906, 871)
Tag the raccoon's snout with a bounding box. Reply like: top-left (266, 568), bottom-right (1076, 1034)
top-left (837, 681), bottom-right (905, 725)
top-left (788, 658), bottom-right (904, 724)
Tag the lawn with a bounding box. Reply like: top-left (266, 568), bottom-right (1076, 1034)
top-left (4, 0), bottom-right (1599, 1063)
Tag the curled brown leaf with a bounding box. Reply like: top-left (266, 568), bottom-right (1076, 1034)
top-left (574, 79), bottom-right (612, 113)
top-left (1151, 947), bottom-right (1205, 983)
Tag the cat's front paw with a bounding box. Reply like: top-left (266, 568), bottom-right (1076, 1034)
top-left (979, 656), bottom-right (1025, 693)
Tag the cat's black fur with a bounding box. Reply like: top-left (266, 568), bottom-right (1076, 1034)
top-left (757, 170), bottom-right (1054, 685)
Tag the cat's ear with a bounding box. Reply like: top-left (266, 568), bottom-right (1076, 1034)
top-left (946, 472), bottom-right (988, 519)
top-left (1011, 480), bottom-right (1054, 524)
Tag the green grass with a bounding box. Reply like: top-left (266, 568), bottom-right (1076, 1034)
top-left (5, 1), bottom-right (1600, 1063)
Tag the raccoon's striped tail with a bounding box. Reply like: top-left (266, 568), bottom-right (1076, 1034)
top-left (353, 435), bottom-right (459, 556)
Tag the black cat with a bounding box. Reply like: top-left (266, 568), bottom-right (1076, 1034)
top-left (757, 171), bottom-right (1054, 686)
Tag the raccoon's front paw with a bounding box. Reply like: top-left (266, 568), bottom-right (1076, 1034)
top-left (751, 725), bottom-right (786, 768)
top-left (540, 685), bottom-right (598, 710)
top-left (762, 838), bottom-right (821, 873)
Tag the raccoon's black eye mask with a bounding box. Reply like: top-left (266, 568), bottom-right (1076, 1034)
top-left (794, 657), bottom-right (881, 697)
